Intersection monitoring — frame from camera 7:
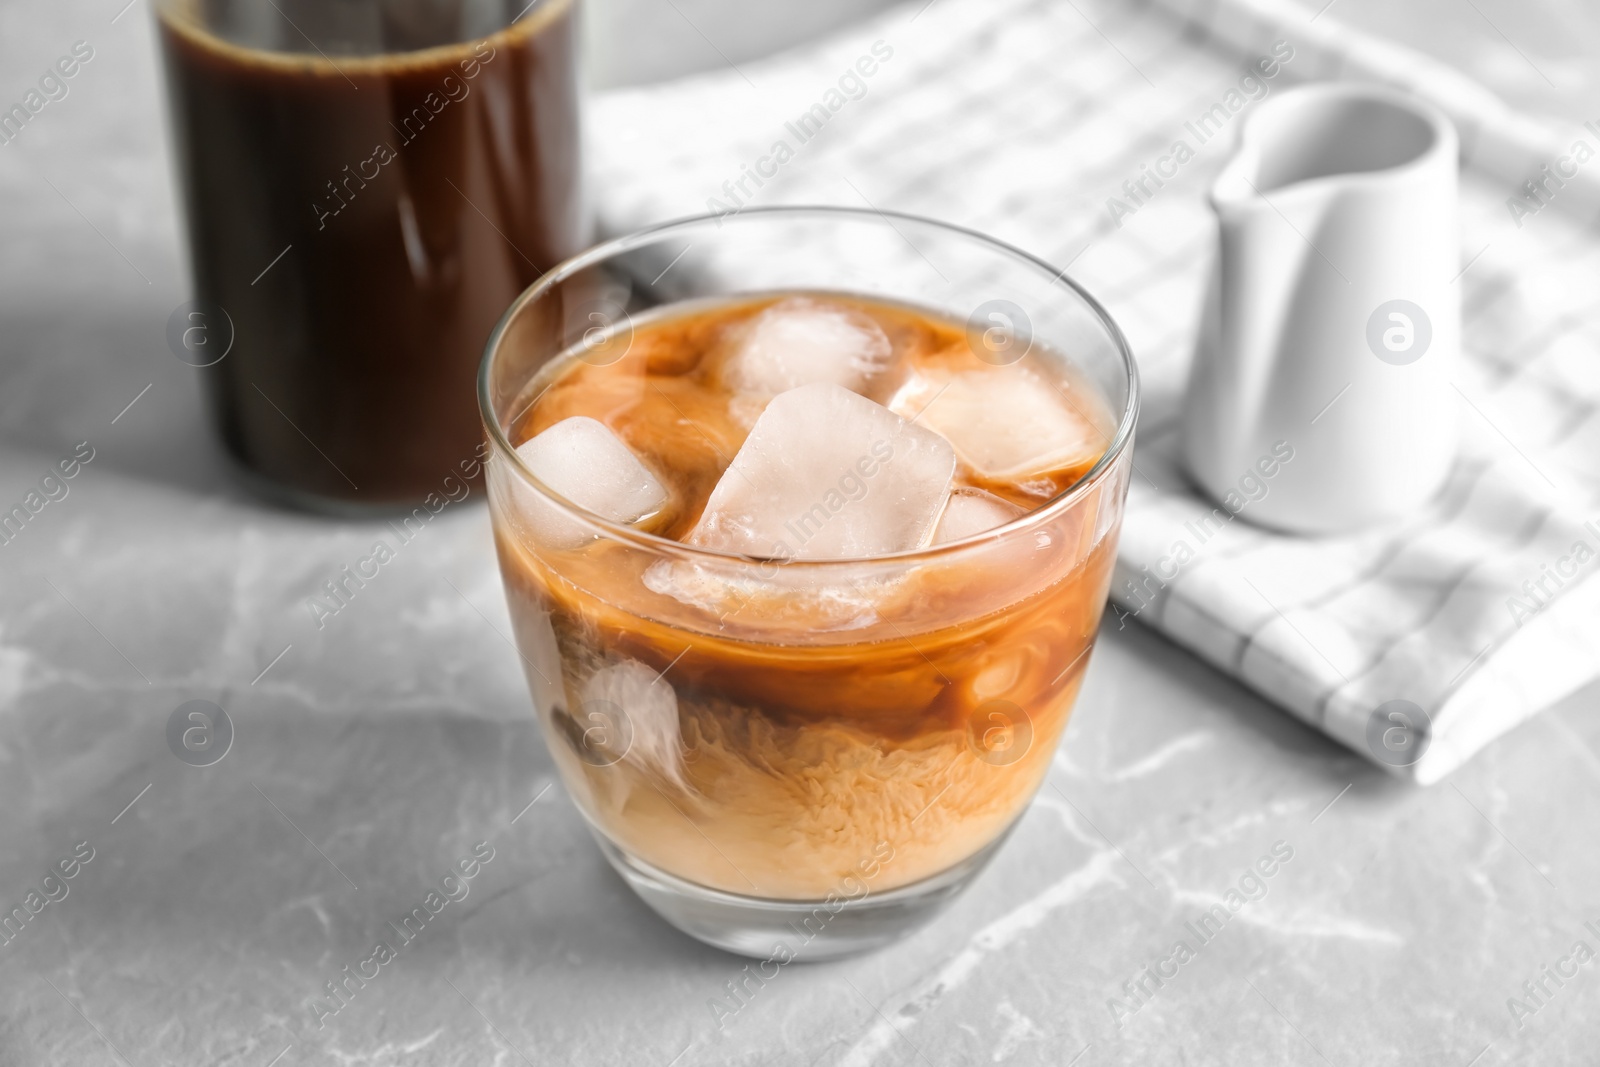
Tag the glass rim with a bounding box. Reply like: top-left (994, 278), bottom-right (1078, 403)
top-left (153, 0), bottom-right (572, 69)
top-left (477, 204), bottom-right (1141, 567)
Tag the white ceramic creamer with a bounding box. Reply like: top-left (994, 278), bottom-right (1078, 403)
top-left (1181, 83), bottom-right (1459, 534)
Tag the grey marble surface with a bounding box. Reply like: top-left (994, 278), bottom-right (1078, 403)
top-left (2, 1), bottom-right (1599, 1065)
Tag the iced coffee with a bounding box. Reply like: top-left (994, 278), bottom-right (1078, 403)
top-left (488, 291), bottom-right (1127, 906)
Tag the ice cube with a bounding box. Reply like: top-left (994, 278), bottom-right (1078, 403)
top-left (579, 658), bottom-right (688, 791)
top-left (720, 298), bottom-right (894, 399)
top-left (509, 416), bottom-right (668, 550)
top-left (687, 383), bottom-right (956, 560)
top-left (891, 367), bottom-right (1106, 483)
top-left (642, 557), bottom-right (894, 633)
top-left (934, 489), bottom-right (1026, 543)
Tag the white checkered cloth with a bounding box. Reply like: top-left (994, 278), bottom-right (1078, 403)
top-left (587, 0), bottom-right (1600, 783)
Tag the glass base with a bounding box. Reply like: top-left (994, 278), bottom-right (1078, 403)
top-left (594, 831), bottom-right (1011, 961)
top-left (216, 439), bottom-right (484, 519)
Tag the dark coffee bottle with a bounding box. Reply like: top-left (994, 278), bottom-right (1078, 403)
top-left (158, 0), bottom-right (587, 507)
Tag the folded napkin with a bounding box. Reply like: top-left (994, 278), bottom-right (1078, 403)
top-left (588, 0), bottom-right (1600, 783)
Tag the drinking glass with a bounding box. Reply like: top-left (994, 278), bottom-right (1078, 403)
top-left (480, 206), bottom-right (1138, 958)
